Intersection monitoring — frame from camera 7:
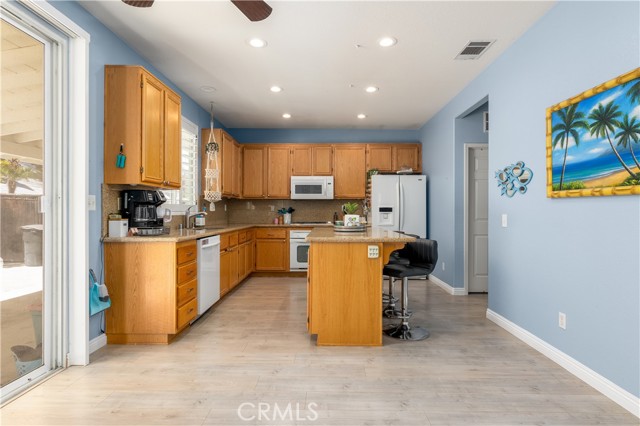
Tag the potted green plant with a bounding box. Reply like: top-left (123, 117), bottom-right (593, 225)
top-left (0, 158), bottom-right (35, 194)
top-left (342, 202), bottom-right (360, 226)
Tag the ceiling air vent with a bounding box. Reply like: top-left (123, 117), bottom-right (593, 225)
top-left (455, 40), bottom-right (495, 60)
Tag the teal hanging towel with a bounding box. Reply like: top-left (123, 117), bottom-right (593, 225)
top-left (89, 269), bottom-right (111, 316)
top-left (116, 144), bottom-right (126, 168)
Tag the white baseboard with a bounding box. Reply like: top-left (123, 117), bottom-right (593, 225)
top-left (428, 275), bottom-right (466, 295)
top-left (88, 333), bottom-right (107, 354)
top-left (486, 309), bottom-right (640, 418)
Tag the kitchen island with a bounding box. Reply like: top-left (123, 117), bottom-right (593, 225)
top-left (306, 227), bottom-right (415, 346)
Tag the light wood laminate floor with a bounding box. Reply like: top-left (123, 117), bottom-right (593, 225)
top-left (1, 277), bottom-right (637, 425)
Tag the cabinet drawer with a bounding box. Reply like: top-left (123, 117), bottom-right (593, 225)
top-left (229, 232), bottom-right (238, 247)
top-left (177, 298), bottom-right (197, 330)
top-left (238, 230), bottom-right (248, 243)
top-left (220, 233), bottom-right (230, 251)
top-left (177, 262), bottom-right (197, 284)
top-left (177, 279), bottom-right (197, 306)
top-left (246, 229), bottom-right (255, 241)
top-left (177, 242), bottom-right (197, 265)
top-left (256, 228), bottom-right (287, 239)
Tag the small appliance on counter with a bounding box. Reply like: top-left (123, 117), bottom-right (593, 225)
top-left (108, 219), bottom-right (128, 237)
top-left (121, 189), bottom-right (167, 236)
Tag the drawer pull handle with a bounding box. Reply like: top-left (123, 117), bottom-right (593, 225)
top-left (188, 288), bottom-right (194, 293)
top-left (187, 270), bottom-right (194, 275)
top-left (186, 252), bottom-right (194, 256)
top-left (188, 308), bottom-right (194, 313)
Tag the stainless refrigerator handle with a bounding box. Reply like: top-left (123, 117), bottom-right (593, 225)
top-left (399, 182), bottom-right (404, 230)
top-left (395, 182), bottom-right (400, 230)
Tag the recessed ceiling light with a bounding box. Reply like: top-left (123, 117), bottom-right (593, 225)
top-left (200, 85), bottom-right (216, 93)
top-left (378, 37), bottom-right (397, 47)
top-left (270, 86), bottom-right (282, 93)
top-left (357, 114), bottom-right (367, 119)
top-left (248, 38), bottom-right (267, 48)
top-left (282, 113), bottom-right (291, 119)
top-left (365, 86), bottom-right (379, 93)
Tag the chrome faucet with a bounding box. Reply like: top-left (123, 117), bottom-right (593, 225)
top-left (185, 205), bottom-right (208, 229)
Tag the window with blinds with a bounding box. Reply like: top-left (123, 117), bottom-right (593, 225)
top-left (162, 118), bottom-right (198, 211)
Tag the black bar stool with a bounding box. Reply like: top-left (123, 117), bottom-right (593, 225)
top-left (383, 239), bottom-right (438, 341)
top-left (382, 233), bottom-right (418, 318)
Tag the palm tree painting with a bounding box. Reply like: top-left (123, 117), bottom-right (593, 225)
top-left (546, 68), bottom-right (640, 197)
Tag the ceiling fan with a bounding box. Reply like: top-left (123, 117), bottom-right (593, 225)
top-left (121, 0), bottom-right (272, 22)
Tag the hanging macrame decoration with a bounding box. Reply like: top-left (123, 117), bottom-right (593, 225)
top-left (204, 103), bottom-right (222, 206)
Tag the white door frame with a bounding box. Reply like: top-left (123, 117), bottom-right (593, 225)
top-left (463, 144), bottom-right (488, 295)
top-left (4, 0), bottom-right (90, 369)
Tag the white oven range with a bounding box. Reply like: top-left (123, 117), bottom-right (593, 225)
top-left (289, 230), bottom-right (311, 271)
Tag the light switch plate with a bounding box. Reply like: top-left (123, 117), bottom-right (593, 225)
top-left (501, 214), bottom-right (508, 228)
top-left (368, 245), bottom-right (379, 258)
top-left (88, 195), bottom-right (96, 211)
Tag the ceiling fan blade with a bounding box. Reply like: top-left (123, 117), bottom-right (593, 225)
top-left (231, 0), bottom-right (272, 22)
top-left (122, 0), bottom-right (155, 8)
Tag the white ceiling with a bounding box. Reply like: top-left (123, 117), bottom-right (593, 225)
top-left (79, 0), bottom-right (555, 130)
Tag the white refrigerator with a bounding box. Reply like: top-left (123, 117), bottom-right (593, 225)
top-left (371, 175), bottom-right (427, 238)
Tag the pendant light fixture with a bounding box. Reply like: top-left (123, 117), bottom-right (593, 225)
top-left (204, 103), bottom-right (222, 207)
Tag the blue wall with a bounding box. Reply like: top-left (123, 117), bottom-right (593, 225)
top-left (229, 128), bottom-right (420, 144)
top-left (420, 1), bottom-right (639, 397)
top-left (51, 1), bottom-right (213, 339)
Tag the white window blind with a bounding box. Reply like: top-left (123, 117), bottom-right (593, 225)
top-left (162, 117), bottom-right (198, 212)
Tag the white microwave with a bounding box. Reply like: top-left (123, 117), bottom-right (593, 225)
top-left (290, 176), bottom-right (334, 200)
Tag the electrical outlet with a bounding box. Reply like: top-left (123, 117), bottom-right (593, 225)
top-left (442, 262), bottom-right (445, 271)
top-left (501, 214), bottom-right (508, 227)
top-left (558, 312), bottom-right (567, 330)
top-left (87, 195), bottom-right (96, 211)
top-left (269, 205), bottom-right (275, 212)
top-left (367, 245), bottom-right (379, 258)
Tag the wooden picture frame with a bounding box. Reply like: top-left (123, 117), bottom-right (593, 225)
top-left (546, 68), bottom-right (640, 198)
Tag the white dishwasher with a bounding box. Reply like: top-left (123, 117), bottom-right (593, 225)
top-left (197, 235), bottom-right (220, 315)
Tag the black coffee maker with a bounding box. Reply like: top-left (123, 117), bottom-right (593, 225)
top-left (122, 190), bottom-right (167, 236)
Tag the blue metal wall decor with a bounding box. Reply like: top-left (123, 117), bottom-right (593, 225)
top-left (495, 161), bottom-right (534, 197)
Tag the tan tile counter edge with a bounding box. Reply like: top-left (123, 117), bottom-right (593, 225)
top-left (306, 226), bottom-right (415, 243)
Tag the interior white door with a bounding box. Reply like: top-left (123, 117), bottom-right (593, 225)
top-left (469, 147), bottom-right (488, 293)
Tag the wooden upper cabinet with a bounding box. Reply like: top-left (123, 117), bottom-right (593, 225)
top-left (104, 65), bottom-right (181, 188)
top-left (233, 142), bottom-right (242, 197)
top-left (366, 144), bottom-right (393, 173)
top-left (163, 91), bottom-right (182, 187)
top-left (266, 146), bottom-right (291, 198)
top-left (291, 146), bottom-right (312, 176)
top-left (393, 144), bottom-right (422, 173)
top-left (312, 145), bottom-right (333, 175)
top-left (333, 145), bottom-right (366, 198)
top-left (242, 145), bottom-right (265, 198)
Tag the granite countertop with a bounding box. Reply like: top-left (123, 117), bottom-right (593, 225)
top-left (103, 222), bottom-right (332, 243)
top-left (306, 227), bottom-right (415, 243)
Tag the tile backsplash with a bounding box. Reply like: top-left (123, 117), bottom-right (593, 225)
top-left (102, 184), bottom-right (365, 234)
top-left (226, 199), bottom-right (364, 224)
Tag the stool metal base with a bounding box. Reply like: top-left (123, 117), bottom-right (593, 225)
top-left (383, 306), bottom-right (412, 319)
top-left (384, 323), bottom-right (429, 341)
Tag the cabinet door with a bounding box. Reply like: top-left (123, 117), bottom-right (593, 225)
top-left (291, 146), bottom-right (312, 176)
top-left (266, 146), bottom-right (291, 198)
top-left (334, 145), bottom-right (366, 198)
top-left (233, 142), bottom-right (242, 197)
top-left (366, 144), bottom-right (393, 173)
top-left (393, 144), bottom-right (421, 172)
top-left (141, 73), bottom-right (165, 186)
top-left (220, 131), bottom-right (235, 196)
top-left (238, 243), bottom-right (247, 280)
top-left (220, 250), bottom-right (230, 296)
top-left (312, 146), bottom-right (333, 175)
top-left (255, 240), bottom-right (287, 271)
top-left (163, 91), bottom-right (182, 188)
top-left (247, 240), bottom-right (255, 274)
top-left (242, 146), bottom-right (265, 197)
top-left (229, 247), bottom-right (239, 288)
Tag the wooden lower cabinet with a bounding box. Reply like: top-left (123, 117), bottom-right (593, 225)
top-left (255, 228), bottom-right (288, 271)
top-left (220, 249), bottom-right (231, 297)
top-left (104, 240), bottom-right (198, 344)
top-left (220, 230), bottom-right (254, 294)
